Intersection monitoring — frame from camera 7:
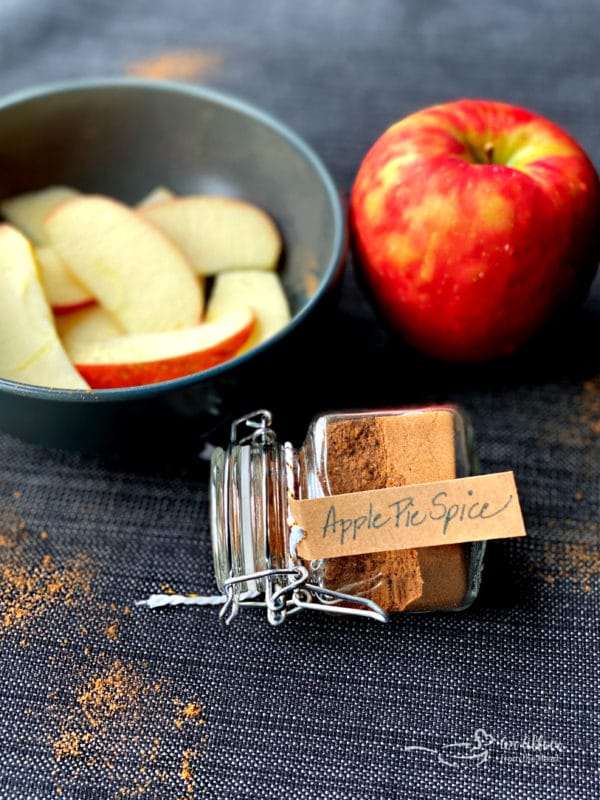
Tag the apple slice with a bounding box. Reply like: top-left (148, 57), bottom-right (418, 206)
top-left (68, 309), bottom-right (255, 389)
top-left (35, 245), bottom-right (95, 314)
top-left (137, 186), bottom-right (176, 207)
top-left (55, 305), bottom-right (124, 351)
top-left (205, 270), bottom-right (291, 353)
top-left (0, 185), bottom-right (79, 244)
top-left (45, 195), bottom-right (203, 333)
top-left (0, 224), bottom-right (89, 390)
top-left (139, 196), bottom-right (282, 275)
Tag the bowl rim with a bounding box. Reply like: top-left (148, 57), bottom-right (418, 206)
top-left (0, 77), bottom-right (347, 403)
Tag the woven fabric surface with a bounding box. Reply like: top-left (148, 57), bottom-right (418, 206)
top-left (0, 1), bottom-right (599, 798)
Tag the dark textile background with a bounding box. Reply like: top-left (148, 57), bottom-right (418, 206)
top-left (0, 2), bottom-right (598, 798)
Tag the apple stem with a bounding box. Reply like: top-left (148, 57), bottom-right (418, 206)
top-left (483, 141), bottom-right (495, 164)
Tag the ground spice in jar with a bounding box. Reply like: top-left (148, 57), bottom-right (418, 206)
top-left (312, 409), bottom-right (470, 611)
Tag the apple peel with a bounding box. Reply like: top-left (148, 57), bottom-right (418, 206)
top-left (69, 308), bottom-right (255, 388)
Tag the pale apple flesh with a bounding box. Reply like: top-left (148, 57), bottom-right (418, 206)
top-left (350, 99), bottom-right (600, 362)
top-left (45, 195), bottom-right (204, 333)
top-left (69, 309), bottom-right (255, 389)
top-left (205, 270), bottom-right (291, 353)
top-left (0, 185), bottom-right (79, 244)
top-left (55, 305), bottom-right (124, 351)
top-left (35, 245), bottom-right (95, 314)
top-left (137, 186), bottom-right (176, 207)
top-left (0, 224), bottom-right (89, 390)
top-left (139, 196), bottom-right (282, 275)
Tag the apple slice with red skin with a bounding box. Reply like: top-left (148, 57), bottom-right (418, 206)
top-left (350, 99), bottom-right (600, 362)
top-left (35, 245), bottom-right (95, 314)
top-left (139, 196), bottom-right (282, 275)
top-left (68, 309), bottom-right (255, 389)
top-left (0, 224), bottom-right (89, 389)
top-left (45, 195), bottom-right (203, 333)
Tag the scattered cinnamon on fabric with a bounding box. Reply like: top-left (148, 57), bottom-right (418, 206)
top-left (125, 50), bottom-right (221, 82)
top-left (0, 496), bottom-right (209, 798)
top-left (532, 541), bottom-right (600, 593)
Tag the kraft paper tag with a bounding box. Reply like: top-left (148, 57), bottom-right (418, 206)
top-left (290, 472), bottom-right (526, 560)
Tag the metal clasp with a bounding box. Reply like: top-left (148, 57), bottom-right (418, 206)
top-left (220, 565), bottom-right (388, 626)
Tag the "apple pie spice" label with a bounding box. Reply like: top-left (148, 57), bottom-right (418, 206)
top-left (290, 472), bottom-right (526, 560)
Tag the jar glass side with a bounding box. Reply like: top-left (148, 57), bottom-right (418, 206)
top-left (298, 406), bottom-right (486, 612)
top-left (210, 436), bottom-right (290, 598)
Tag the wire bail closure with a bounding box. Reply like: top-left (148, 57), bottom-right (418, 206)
top-left (214, 410), bottom-right (388, 626)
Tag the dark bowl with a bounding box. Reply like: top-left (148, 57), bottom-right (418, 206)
top-left (0, 79), bottom-right (346, 455)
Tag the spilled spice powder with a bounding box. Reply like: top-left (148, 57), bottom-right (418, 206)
top-left (52, 731), bottom-right (81, 761)
top-left (557, 376), bottom-right (600, 448)
top-left (0, 505), bottom-right (94, 639)
top-left (105, 620), bottom-right (120, 641)
top-left (0, 496), bottom-right (210, 799)
top-left (180, 749), bottom-right (198, 797)
top-left (174, 699), bottom-right (206, 731)
top-left (531, 541), bottom-right (600, 593)
top-left (125, 50), bottom-right (221, 82)
top-left (76, 659), bottom-right (147, 728)
top-left (579, 378), bottom-right (600, 433)
top-left (2, 553), bottom-right (94, 633)
top-left (48, 656), bottom-right (208, 799)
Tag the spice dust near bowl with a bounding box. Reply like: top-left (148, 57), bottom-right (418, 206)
top-left (0, 79), bottom-right (346, 454)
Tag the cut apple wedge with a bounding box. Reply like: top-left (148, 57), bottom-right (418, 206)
top-left (45, 195), bottom-right (203, 333)
top-left (68, 308), bottom-right (255, 389)
top-left (0, 224), bottom-right (89, 390)
top-left (55, 305), bottom-right (124, 351)
top-left (205, 270), bottom-right (291, 353)
top-left (137, 186), bottom-right (175, 207)
top-left (0, 185), bottom-right (79, 244)
top-left (139, 196), bottom-right (282, 275)
top-left (35, 245), bottom-right (95, 314)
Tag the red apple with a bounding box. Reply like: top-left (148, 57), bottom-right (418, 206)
top-left (350, 99), bottom-right (600, 362)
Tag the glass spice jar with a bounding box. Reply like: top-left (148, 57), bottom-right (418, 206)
top-left (209, 406), bottom-right (486, 625)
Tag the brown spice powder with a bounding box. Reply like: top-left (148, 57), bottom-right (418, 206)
top-left (531, 541), bottom-right (600, 593)
top-left (579, 378), bottom-right (600, 433)
top-left (316, 410), bottom-right (469, 611)
top-left (0, 496), bottom-right (209, 798)
top-left (125, 50), bottom-right (222, 82)
top-left (2, 553), bottom-right (94, 633)
top-left (48, 653), bottom-right (208, 799)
